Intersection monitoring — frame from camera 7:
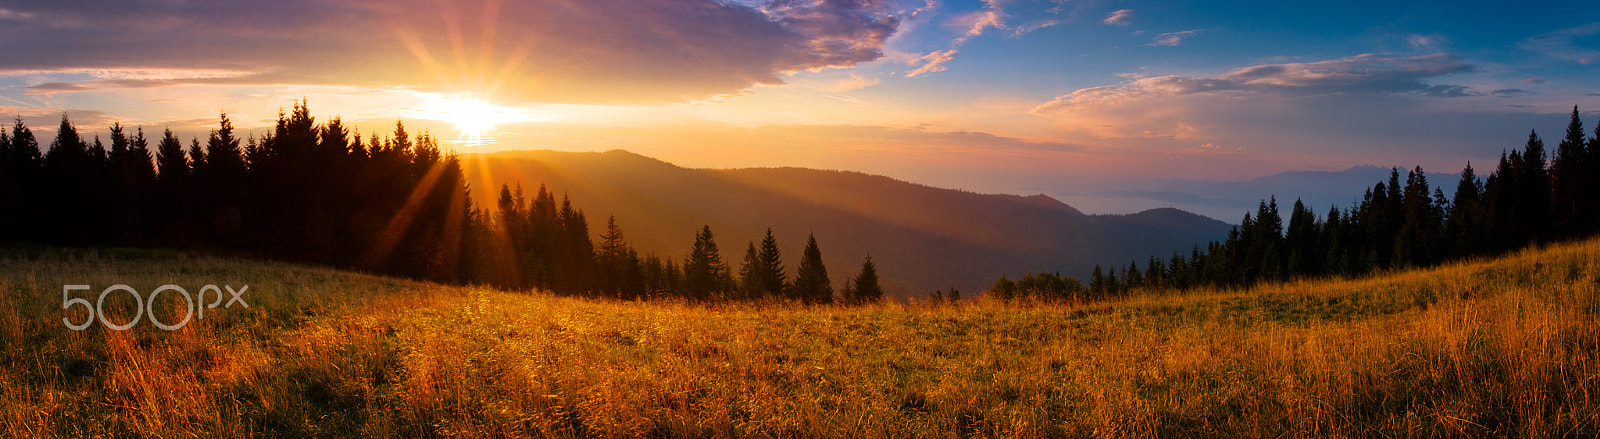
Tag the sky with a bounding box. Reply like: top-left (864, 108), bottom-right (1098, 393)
top-left (2, 0), bottom-right (1598, 218)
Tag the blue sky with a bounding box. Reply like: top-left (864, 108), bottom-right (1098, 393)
top-left (1, 0), bottom-right (1597, 216)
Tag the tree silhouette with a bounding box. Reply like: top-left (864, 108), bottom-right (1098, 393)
top-left (848, 254), bottom-right (884, 304)
top-left (791, 233), bottom-right (833, 304)
top-left (738, 242), bottom-right (763, 300)
top-left (756, 229), bottom-right (788, 298)
top-left (683, 225), bottom-right (731, 300)
top-left (1552, 106), bottom-right (1588, 237)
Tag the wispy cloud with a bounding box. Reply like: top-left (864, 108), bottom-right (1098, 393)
top-left (907, 50), bottom-right (959, 78)
top-left (0, 0), bottom-right (908, 104)
top-left (1035, 54), bottom-right (1477, 116)
top-left (1031, 54), bottom-right (1480, 141)
top-left (1405, 33), bottom-right (1449, 50)
top-left (819, 73), bottom-right (881, 92)
top-left (1102, 9), bottom-right (1133, 26)
top-left (1520, 22), bottom-right (1600, 64)
top-left (1148, 30), bottom-right (1201, 47)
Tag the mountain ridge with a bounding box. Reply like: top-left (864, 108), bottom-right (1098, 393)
top-left (461, 149), bottom-right (1231, 297)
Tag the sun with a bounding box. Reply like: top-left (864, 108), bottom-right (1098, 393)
top-left (407, 94), bottom-right (536, 141)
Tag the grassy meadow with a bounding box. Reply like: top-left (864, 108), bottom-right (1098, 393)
top-left (2, 239), bottom-right (1599, 437)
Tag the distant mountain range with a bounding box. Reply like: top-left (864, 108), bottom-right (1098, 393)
top-left (1058, 165), bottom-right (1462, 222)
top-left (460, 150), bottom-right (1231, 298)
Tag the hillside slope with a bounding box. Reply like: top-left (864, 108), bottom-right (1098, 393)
top-left (458, 150), bottom-right (1231, 296)
top-left (4, 238), bottom-right (1598, 436)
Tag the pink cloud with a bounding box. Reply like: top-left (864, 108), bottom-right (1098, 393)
top-left (906, 50), bottom-right (959, 78)
top-left (0, 0), bottom-right (907, 104)
top-left (1102, 9), bottom-right (1133, 26)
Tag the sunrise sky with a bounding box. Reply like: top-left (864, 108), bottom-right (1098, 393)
top-left (2, 0), bottom-right (1598, 216)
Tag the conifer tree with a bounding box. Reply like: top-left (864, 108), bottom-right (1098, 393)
top-left (755, 228), bottom-right (787, 298)
top-left (738, 241), bottom-right (763, 300)
top-left (1519, 130), bottom-right (1552, 242)
top-left (850, 254), bottom-right (884, 305)
top-left (1552, 106), bottom-right (1588, 237)
top-left (43, 115), bottom-right (93, 243)
top-left (1445, 162), bottom-right (1484, 258)
top-left (683, 225), bottom-right (731, 300)
top-left (2, 118), bottom-right (42, 242)
top-left (791, 233), bottom-right (833, 304)
top-left (597, 215), bottom-right (631, 296)
top-left (1589, 115), bottom-right (1600, 232)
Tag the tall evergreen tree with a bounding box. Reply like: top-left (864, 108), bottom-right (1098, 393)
top-left (1552, 106), bottom-right (1588, 237)
top-left (42, 115), bottom-right (94, 244)
top-left (755, 228), bottom-right (787, 298)
top-left (738, 242), bottom-right (763, 300)
top-left (1445, 162), bottom-right (1484, 258)
top-left (597, 215), bottom-right (632, 296)
top-left (1284, 198), bottom-right (1321, 277)
top-left (1, 118), bottom-right (42, 242)
top-left (848, 254), bottom-right (884, 305)
top-left (1519, 130), bottom-right (1553, 243)
top-left (683, 225), bottom-right (731, 300)
top-left (1589, 114), bottom-right (1600, 232)
top-left (791, 233), bottom-right (833, 304)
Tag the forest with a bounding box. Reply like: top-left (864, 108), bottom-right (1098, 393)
top-left (993, 106), bottom-right (1600, 303)
top-left (0, 101), bottom-right (884, 304)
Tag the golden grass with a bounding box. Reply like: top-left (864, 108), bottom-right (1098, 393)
top-left (2, 240), bottom-right (1598, 437)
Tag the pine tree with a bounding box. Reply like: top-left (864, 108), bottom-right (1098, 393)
top-left (42, 115), bottom-right (94, 244)
top-left (683, 225), bottom-right (730, 300)
top-left (1552, 106), bottom-right (1588, 237)
top-left (755, 228), bottom-right (787, 298)
top-left (850, 254), bottom-right (884, 305)
top-left (1446, 162), bottom-right (1484, 258)
top-left (598, 216), bottom-right (631, 296)
top-left (791, 233), bottom-right (833, 304)
top-left (738, 241), bottom-right (763, 300)
top-left (1520, 130), bottom-right (1553, 243)
top-left (1589, 115), bottom-right (1600, 233)
top-left (2, 118), bottom-right (42, 242)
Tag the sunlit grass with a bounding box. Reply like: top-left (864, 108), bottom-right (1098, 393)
top-left (2, 240), bottom-right (1598, 437)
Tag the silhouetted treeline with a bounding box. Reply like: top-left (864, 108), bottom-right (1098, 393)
top-left (0, 102), bottom-right (882, 304)
top-left (1, 102), bottom-right (472, 282)
top-left (994, 106), bottom-right (1600, 301)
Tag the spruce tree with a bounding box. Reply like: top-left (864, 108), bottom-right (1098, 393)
top-left (791, 233), bottom-right (833, 304)
top-left (756, 228), bottom-right (787, 297)
top-left (683, 225), bottom-right (730, 300)
top-left (850, 254), bottom-right (884, 304)
top-left (3, 118), bottom-right (42, 242)
top-left (1520, 130), bottom-right (1552, 242)
top-left (43, 115), bottom-right (92, 244)
top-left (1589, 115), bottom-right (1600, 232)
top-left (1552, 106), bottom-right (1588, 237)
top-left (1446, 162), bottom-right (1483, 258)
top-left (738, 241), bottom-right (763, 300)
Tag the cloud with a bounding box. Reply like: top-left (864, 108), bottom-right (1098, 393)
top-left (1491, 89), bottom-right (1528, 97)
top-left (1405, 33), bottom-right (1449, 50)
top-left (818, 73), bottom-right (881, 92)
top-left (906, 50), bottom-right (958, 78)
top-left (1520, 22), bottom-right (1600, 64)
top-left (0, 0), bottom-right (906, 104)
top-left (1035, 54), bottom-right (1477, 117)
top-left (1521, 77), bottom-right (1547, 85)
top-left (1148, 30), bottom-right (1201, 47)
top-left (1030, 54), bottom-right (1480, 141)
top-left (951, 9), bottom-right (1005, 45)
top-left (1102, 9), bottom-right (1133, 26)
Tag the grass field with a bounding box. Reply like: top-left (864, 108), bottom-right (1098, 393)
top-left (2, 240), bottom-right (1598, 437)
